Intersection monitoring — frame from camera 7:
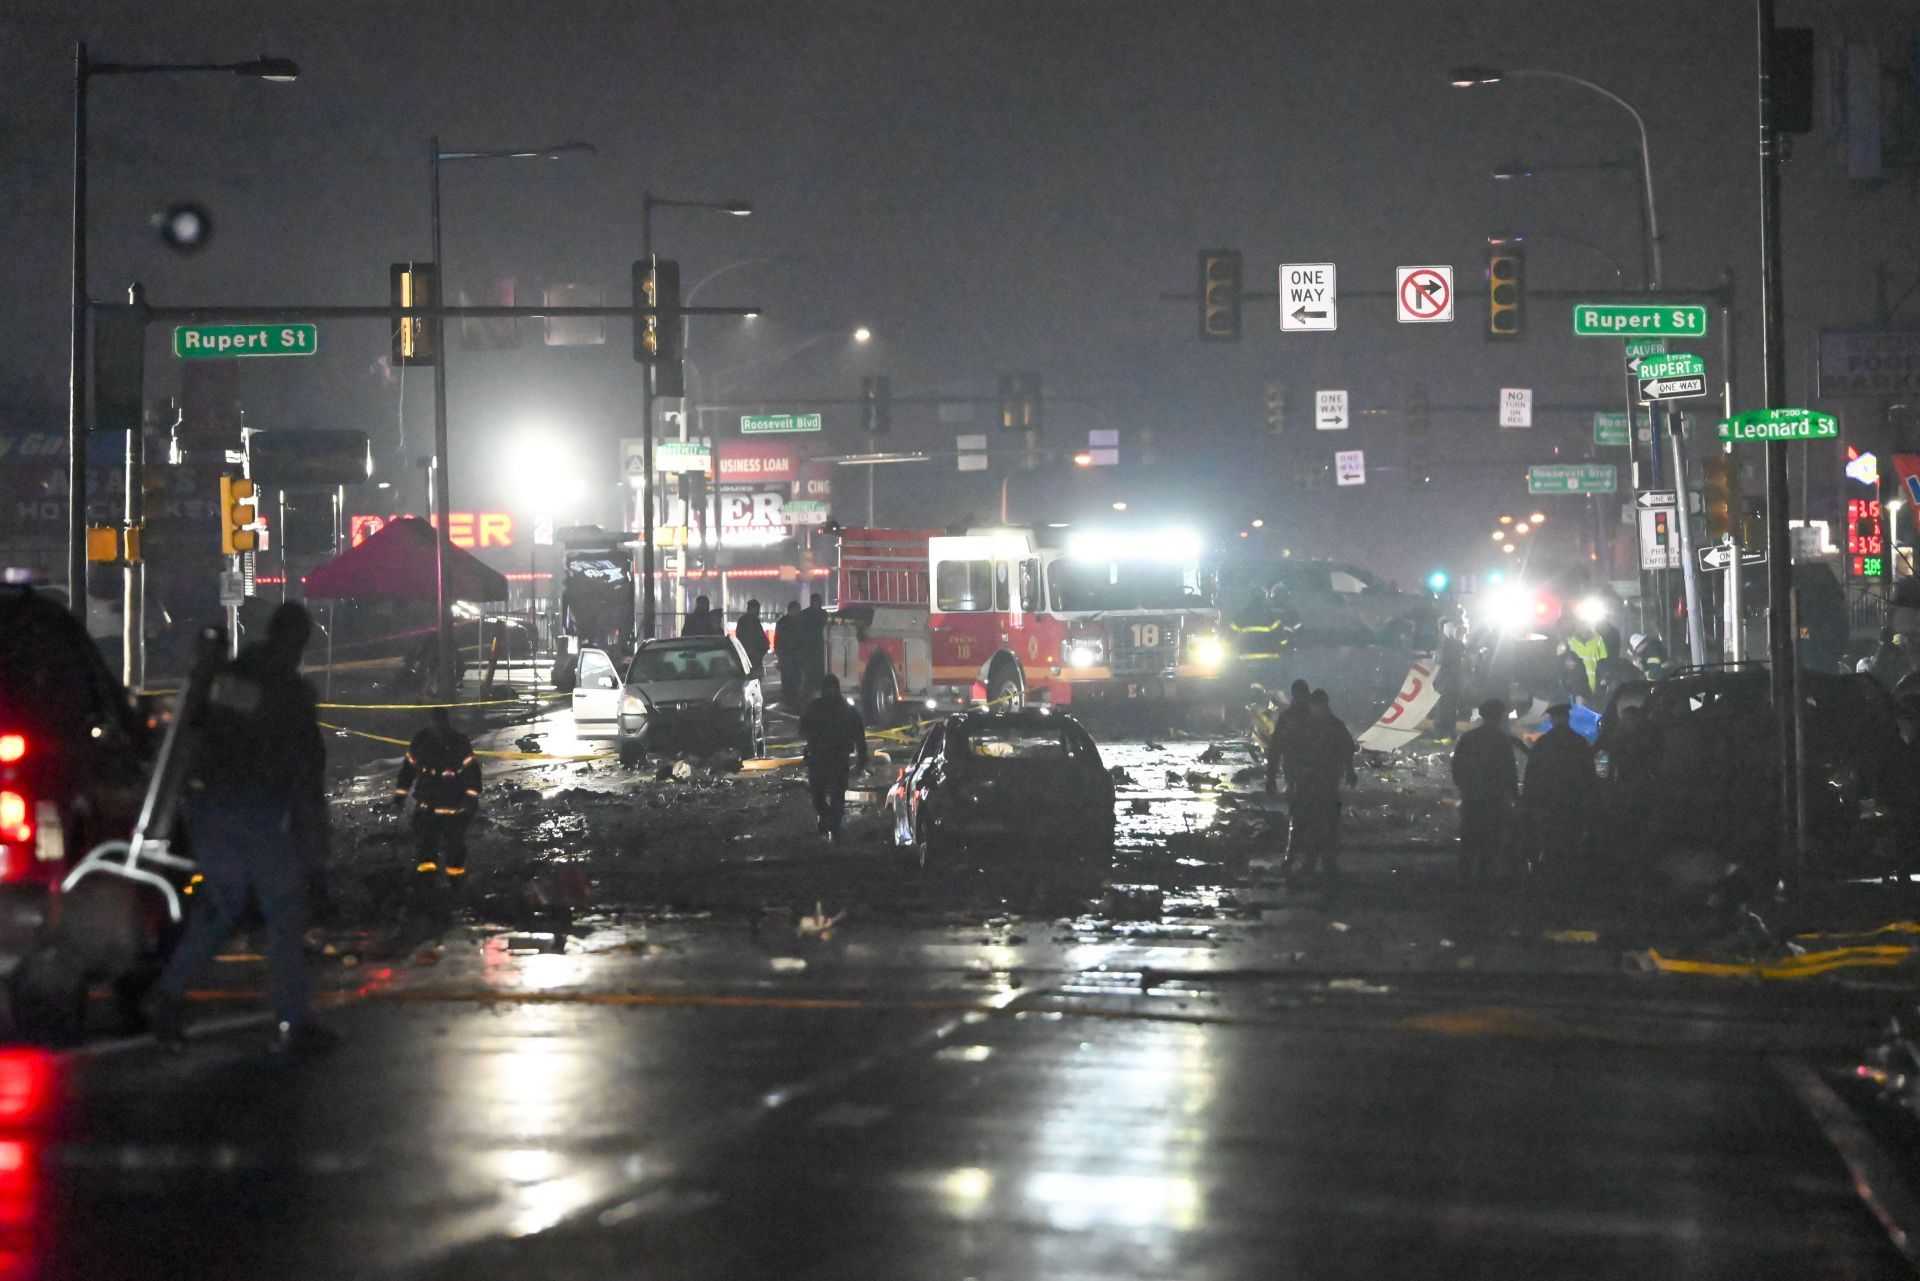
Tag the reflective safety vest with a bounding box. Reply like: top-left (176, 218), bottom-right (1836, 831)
top-left (1566, 633), bottom-right (1608, 687)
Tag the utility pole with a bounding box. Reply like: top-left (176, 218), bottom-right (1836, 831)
top-left (1757, 0), bottom-right (1805, 865)
top-left (1666, 408), bottom-right (1708, 663)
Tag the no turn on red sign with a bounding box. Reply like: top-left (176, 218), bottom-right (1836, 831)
top-left (1396, 266), bottom-right (1453, 323)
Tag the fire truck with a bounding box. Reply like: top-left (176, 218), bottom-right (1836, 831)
top-left (822, 524), bottom-right (1229, 723)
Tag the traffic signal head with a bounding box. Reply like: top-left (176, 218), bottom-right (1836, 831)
top-left (861, 376), bottom-right (892, 434)
top-left (1487, 244), bottom-right (1524, 339)
top-left (1652, 509), bottom-right (1670, 549)
top-left (1425, 569), bottom-right (1450, 594)
top-left (1199, 249), bottom-right (1243, 342)
top-left (1701, 449), bottom-right (1736, 539)
top-left (999, 373), bottom-right (1041, 433)
top-left (1266, 384), bottom-right (1285, 435)
top-left (390, 263), bottom-right (437, 366)
top-left (220, 476), bottom-right (259, 555)
top-left (634, 258), bottom-right (685, 396)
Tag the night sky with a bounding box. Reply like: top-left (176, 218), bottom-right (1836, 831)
top-left (2, 0), bottom-right (1909, 585)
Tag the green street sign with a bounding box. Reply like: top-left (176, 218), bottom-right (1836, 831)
top-left (1623, 338), bottom-right (1668, 359)
top-left (1572, 304), bottom-right (1708, 337)
top-left (1636, 353), bottom-right (1704, 381)
top-left (1716, 407), bottom-right (1839, 443)
top-left (740, 413), bottom-right (823, 435)
top-left (173, 323), bottom-right (318, 359)
top-left (1527, 463), bottom-right (1618, 495)
top-left (1594, 412), bottom-right (1630, 447)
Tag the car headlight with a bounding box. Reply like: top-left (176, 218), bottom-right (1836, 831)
top-left (1188, 634), bottom-right (1227, 671)
top-left (621, 692), bottom-right (650, 718)
top-left (1481, 586), bottom-right (1531, 635)
top-left (712, 683), bottom-right (746, 709)
top-left (1064, 639), bottom-right (1103, 669)
top-left (1574, 596), bottom-right (1609, 625)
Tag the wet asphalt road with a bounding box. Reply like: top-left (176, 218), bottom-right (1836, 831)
top-left (10, 724), bottom-right (1920, 1279)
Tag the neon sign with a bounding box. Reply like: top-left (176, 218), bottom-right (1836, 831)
top-left (1848, 497), bottom-right (1885, 577)
top-left (350, 512), bottom-right (515, 549)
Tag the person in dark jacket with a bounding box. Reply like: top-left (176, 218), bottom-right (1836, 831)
top-left (683, 595), bottom-right (724, 637)
top-left (148, 603), bottom-right (336, 1056)
top-left (773, 601), bottom-right (802, 706)
top-left (393, 707), bottom-right (482, 878)
top-left (734, 599), bottom-right (770, 680)
top-left (1450, 697), bottom-right (1522, 884)
top-left (789, 592), bottom-right (830, 704)
top-left (1522, 702), bottom-right (1597, 878)
top-left (1263, 679), bottom-right (1313, 797)
top-left (1283, 689), bottom-right (1357, 877)
top-left (799, 674), bottom-right (869, 840)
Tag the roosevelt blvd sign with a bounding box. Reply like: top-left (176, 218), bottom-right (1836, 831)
top-left (1716, 407), bottom-right (1838, 443)
top-left (1637, 352), bottom-right (1707, 402)
top-left (740, 413), bottom-right (823, 435)
top-left (1527, 463), bottom-right (1617, 495)
top-left (1573, 304), bottom-right (1708, 338)
top-left (174, 323), bottom-right (319, 359)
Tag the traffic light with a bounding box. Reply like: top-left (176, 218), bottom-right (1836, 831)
top-left (1406, 384), bottom-right (1433, 488)
top-left (998, 373), bottom-right (1042, 433)
top-left (1652, 508), bottom-right (1671, 551)
top-left (1266, 384), bottom-right (1286, 436)
top-left (220, 476), bottom-right (259, 555)
top-left (1199, 249), bottom-right (1242, 342)
top-left (1487, 243), bottom-right (1524, 339)
top-left (861, 376), bottom-right (892, 434)
top-left (634, 258), bottom-right (685, 397)
top-left (390, 262), bottom-right (436, 366)
top-left (1701, 448), bottom-right (1736, 539)
top-left (85, 527), bottom-right (121, 563)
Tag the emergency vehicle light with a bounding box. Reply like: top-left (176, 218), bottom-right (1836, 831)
top-left (1066, 527), bottom-right (1202, 563)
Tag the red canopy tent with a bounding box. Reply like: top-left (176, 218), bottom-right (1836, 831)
top-left (302, 517), bottom-right (508, 602)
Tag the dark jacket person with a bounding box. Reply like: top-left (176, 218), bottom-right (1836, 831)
top-left (799, 675), bottom-right (869, 840)
top-left (734, 600), bottom-right (770, 679)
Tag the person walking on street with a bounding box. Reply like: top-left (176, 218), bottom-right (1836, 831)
top-left (1561, 622), bottom-right (1609, 703)
top-left (1283, 689), bottom-right (1357, 878)
top-left (1263, 679), bottom-right (1313, 798)
top-left (773, 601), bottom-right (802, 706)
top-left (1450, 697), bottom-right (1522, 884)
top-left (392, 707), bottom-right (482, 879)
top-left (683, 594), bottom-right (724, 637)
top-left (734, 599), bottom-right (770, 680)
top-left (800, 674), bottom-right (869, 841)
top-left (1521, 702), bottom-right (1597, 880)
top-left (147, 603), bottom-right (338, 1056)
top-left (791, 592), bottom-right (830, 705)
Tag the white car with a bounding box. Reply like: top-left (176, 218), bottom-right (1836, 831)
top-left (571, 637), bottom-right (766, 767)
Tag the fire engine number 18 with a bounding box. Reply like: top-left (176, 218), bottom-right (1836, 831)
top-left (1131, 623), bottom-right (1161, 647)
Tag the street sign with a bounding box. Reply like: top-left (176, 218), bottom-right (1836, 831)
top-left (174, 323), bottom-right (318, 360)
top-left (1526, 463), bottom-right (1617, 494)
top-left (740, 413), bottom-right (823, 435)
top-left (1594, 412), bottom-right (1630, 446)
top-left (533, 516), bottom-right (555, 547)
top-left (1280, 263), bottom-right (1338, 332)
top-left (1640, 375), bottom-right (1706, 400)
top-left (655, 440), bottom-right (711, 472)
top-left (1635, 489), bottom-right (1677, 509)
top-left (1637, 351), bottom-right (1708, 401)
top-left (956, 433), bottom-right (989, 472)
top-left (1334, 450), bottom-right (1366, 486)
top-left (1698, 543), bottom-right (1766, 571)
top-left (1315, 389), bottom-right (1348, 430)
top-left (1716, 407), bottom-right (1839, 442)
top-left (1499, 388), bottom-right (1532, 428)
top-left (218, 569), bottom-right (248, 606)
top-left (1087, 428), bottom-right (1119, 466)
top-left (1395, 266), bottom-right (1453, 323)
top-left (1572, 304), bottom-right (1708, 337)
top-left (1639, 507), bottom-right (1681, 569)
top-left (1624, 337), bottom-right (1669, 360)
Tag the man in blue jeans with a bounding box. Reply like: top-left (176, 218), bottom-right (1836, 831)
top-left (148, 604), bottom-right (338, 1056)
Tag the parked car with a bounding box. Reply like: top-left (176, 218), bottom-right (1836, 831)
top-left (1596, 664), bottom-right (1900, 856)
top-left (571, 636), bottom-right (765, 766)
top-left (888, 709), bottom-right (1114, 863)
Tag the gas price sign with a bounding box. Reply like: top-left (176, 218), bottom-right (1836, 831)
top-left (1848, 497), bottom-right (1886, 578)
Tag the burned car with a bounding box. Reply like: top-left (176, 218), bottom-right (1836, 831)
top-left (888, 710), bottom-right (1114, 863)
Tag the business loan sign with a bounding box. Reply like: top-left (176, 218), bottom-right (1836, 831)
top-left (173, 324), bottom-right (318, 359)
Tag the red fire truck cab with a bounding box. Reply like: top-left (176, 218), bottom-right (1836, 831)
top-left (823, 524), bottom-right (1229, 724)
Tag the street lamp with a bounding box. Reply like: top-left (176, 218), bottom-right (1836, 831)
top-left (640, 192), bottom-right (753, 640)
top-left (1449, 66), bottom-right (1663, 289)
top-left (65, 43), bottom-right (300, 622)
top-left (426, 137), bottom-right (593, 695)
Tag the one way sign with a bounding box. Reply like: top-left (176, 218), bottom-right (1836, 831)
top-left (1280, 263), bottom-right (1338, 332)
top-left (1316, 389), bottom-right (1348, 430)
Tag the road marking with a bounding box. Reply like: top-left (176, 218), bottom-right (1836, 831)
top-left (1775, 1058), bottom-right (1920, 1270)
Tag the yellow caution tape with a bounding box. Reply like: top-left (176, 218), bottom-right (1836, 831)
top-left (317, 721), bottom-right (613, 763)
top-left (316, 695), bottom-right (563, 711)
top-left (1644, 944), bottom-right (1914, 980)
top-left (1792, 921), bottom-right (1920, 942)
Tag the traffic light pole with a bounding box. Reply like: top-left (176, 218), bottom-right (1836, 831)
top-left (1666, 407), bottom-right (1708, 664)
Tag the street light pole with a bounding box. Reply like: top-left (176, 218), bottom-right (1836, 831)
top-left (65, 44), bottom-right (299, 622)
top-left (427, 138), bottom-right (592, 694)
top-left (639, 193), bottom-right (753, 641)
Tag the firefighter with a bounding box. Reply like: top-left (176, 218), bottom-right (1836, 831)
top-left (1450, 697), bottom-right (1522, 884)
top-left (1283, 689), bottom-right (1357, 878)
top-left (734, 598), bottom-right (770, 680)
top-left (392, 707), bottom-right (482, 878)
top-left (147, 603), bottom-right (336, 1056)
top-left (800, 674), bottom-right (869, 841)
top-left (1521, 702), bottom-right (1597, 880)
top-left (1629, 632), bottom-right (1670, 682)
top-left (1560, 622), bottom-right (1609, 702)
